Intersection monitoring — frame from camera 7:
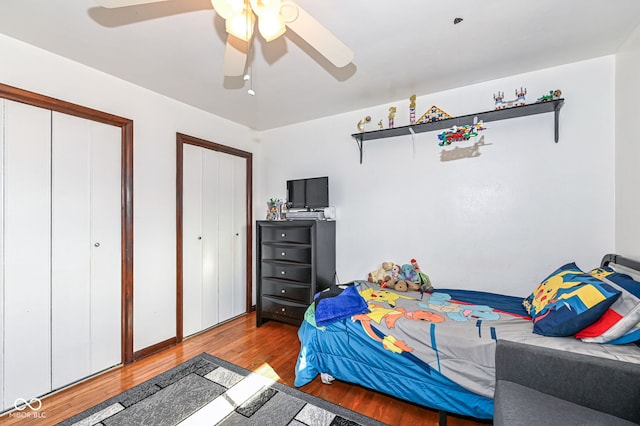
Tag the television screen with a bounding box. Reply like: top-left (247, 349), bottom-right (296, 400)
top-left (287, 177), bottom-right (329, 210)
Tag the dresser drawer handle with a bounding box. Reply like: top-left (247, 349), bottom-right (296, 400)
top-left (281, 252), bottom-right (286, 256)
top-left (281, 233), bottom-right (286, 238)
top-left (281, 289), bottom-right (286, 294)
top-left (281, 307), bottom-right (286, 312)
top-left (281, 270), bottom-right (286, 275)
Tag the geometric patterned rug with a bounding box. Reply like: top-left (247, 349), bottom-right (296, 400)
top-left (57, 353), bottom-right (386, 426)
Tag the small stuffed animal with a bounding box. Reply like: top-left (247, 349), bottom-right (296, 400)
top-left (367, 261), bottom-right (395, 284)
top-left (411, 258), bottom-right (434, 292)
top-left (397, 264), bottom-right (418, 282)
top-left (385, 278), bottom-right (420, 292)
top-left (391, 264), bottom-right (401, 279)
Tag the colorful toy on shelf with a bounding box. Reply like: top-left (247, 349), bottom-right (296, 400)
top-left (409, 94), bottom-right (417, 124)
top-left (388, 106), bottom-right (397, 128)
top-left (493, 87), bottom-right (527, 110)
top-left (438, 121), bottom-right (485, 146)
top-left (266, 198), bottom-right (285, 220)
top-left (415, 105), bottom-right (452, 124)
top-left (537, 89), bottom-right (562, 103)
top-left (357, 115), bottom-right (371, 132)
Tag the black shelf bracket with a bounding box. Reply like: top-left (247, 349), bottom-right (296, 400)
top-left (351, 98), bottom-right (564, 164)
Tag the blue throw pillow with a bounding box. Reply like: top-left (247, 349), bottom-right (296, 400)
top-left (523, 263), bottom-right (622, 337)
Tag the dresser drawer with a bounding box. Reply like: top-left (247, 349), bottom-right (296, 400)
top-left (261, 296), bottom-right (308, 321)
top-left (261, 261), bottom-right (312, 283)
top-left (261, 226), bottom-right (311, 244)
top-left (261, 279), bottom-right (311, 303)
top-left (261, 244), bottom-right (311, 264)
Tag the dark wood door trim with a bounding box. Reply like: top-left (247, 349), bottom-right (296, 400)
top-left (0, 83), bottom-right (135, 365)
top-left (176, 132), bottom-right (253, 342)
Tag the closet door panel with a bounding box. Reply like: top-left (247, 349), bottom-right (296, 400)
top-left (182, 144), bottom-right (204, 337)
top-left (217, 153), bottom-right (235, 322)
top-left (231, 155), bottom-right (247, 318)
top-left (0, 100), bottom-right (5, 411)
top-left (51, 113), bottom-right (92, 389)
top-left (3, 100), bottom-right (52, 406)
top-left (201, 149), bottom-right (220, 328)
top-left (89, 121), bottom-right (122, 372)
top-left (51, 114), bottom-right (121, 389)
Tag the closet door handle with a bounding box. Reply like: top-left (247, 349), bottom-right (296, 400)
top-left (198, 236), bottom-right (202, 240)
top-left (94, 242), bottom-right (100, 247)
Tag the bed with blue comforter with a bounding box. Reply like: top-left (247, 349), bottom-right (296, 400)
top-left (294, 257), bottom-right (640, 419)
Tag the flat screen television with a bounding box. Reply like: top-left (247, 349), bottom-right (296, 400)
top-left (286, 176), bottom-right (329, 210)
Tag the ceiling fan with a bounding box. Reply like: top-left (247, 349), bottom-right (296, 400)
top-left (95, 0), bottom-right (355, 77)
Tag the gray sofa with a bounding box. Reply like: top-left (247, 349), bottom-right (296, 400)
top-left (494, 340), bottom-right (640, 425)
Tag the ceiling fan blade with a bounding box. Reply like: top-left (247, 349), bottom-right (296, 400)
top-left (223, 35), bottom-right (249, 77)
top-left (95, 0), bottom-right (171, 8)
top-left (279, 0), bottom-right (354, 68)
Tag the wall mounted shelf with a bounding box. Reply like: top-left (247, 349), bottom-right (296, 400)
top-left (351, 98), bottom-right (564, 163)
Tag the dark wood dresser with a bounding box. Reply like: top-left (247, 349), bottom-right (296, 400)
top-left (256, 220), bottom-right (336, 326)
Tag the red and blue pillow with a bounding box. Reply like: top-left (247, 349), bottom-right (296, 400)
top-left (575, 267), bottom-right (640, 343)
top-left (522, 263), bottom-right (621, 337)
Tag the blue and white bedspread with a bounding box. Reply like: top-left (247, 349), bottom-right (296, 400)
top-left (294, 280), bottom-right (640, 419)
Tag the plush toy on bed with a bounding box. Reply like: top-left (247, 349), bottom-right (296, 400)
top-left (398, 264), bottom-right (419, 282)
top-left (367, 261), bottom-right (395, 284)
top-left (385, 278), bottom-right (420, 292)
top-left (411, 258), bottom-right (434, 292)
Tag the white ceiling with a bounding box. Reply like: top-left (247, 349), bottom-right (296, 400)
top-left (1, 0), bottom-right (639, 131)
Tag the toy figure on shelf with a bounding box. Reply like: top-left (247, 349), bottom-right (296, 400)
top-left (388, 106), bottom-right (397, 128)
top-left (493, 87), bottom-right (526, 110)
top-left (536, 89), bottom-right (562, 102)
top-left (378, 119), bottom-right (383, 129)
top-left (415, 105), bottom-right (452, 124)
top-left (409, 94), bottom-right (416, 124)
top-left (266, 198), bottom-right (284, 220)
top-left (357, 115), bottom-right (371, 132)
top-left (438, 121), bottom-right (485, 146)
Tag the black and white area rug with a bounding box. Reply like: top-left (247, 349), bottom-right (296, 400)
top-left (58, 353), bottom-right (385, 426)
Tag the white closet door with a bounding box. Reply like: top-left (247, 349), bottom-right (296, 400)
top-left (51, 113), bottom-right (91, 389)
top-left (50, 113), bottom-right (121, 390)
top-left (202, 149), bottom-right (221, 328)
top-left (218, 153), bottom-right (246, 322)
top-left (182, 144), bottom-right (246, 337)
top-left (183, 144), bottom-right (204, 337)
top-left (3, 100), bottom-right (52, 408)
top-left (88, 120), bottom-right (121, 373)
top-left (0, 100), bottom-right (5, 411)
top-left (231, 155), bottom-right (247, 318)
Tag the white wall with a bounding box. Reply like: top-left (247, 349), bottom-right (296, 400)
top-left (615, 25), bottom-right (640, 260)
top-left (259, 57), bottom-right (616, 297)
top-left (0, 34), bottom-right (260, 351)
top-left (0, 31), bottom-right (622, 353)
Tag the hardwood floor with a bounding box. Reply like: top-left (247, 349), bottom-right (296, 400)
top-left (0, 312), bottom-right (491, 425)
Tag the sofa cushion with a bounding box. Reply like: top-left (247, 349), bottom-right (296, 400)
top-left (522, 262), bottom-right (621, 336)
top-left (494, 380), bottom-right (638, 426)
top-left (495, 340), bottom-right (640, 424)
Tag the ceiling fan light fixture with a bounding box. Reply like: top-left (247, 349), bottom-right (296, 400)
top-left (249, 0), bottom-right (281, 16)
top-left (225, 8), bottom-right (256, 41)
top-left (211, 0), bottom-right (243, 20)
top-left (258, 12), bottom-right (286, 41)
